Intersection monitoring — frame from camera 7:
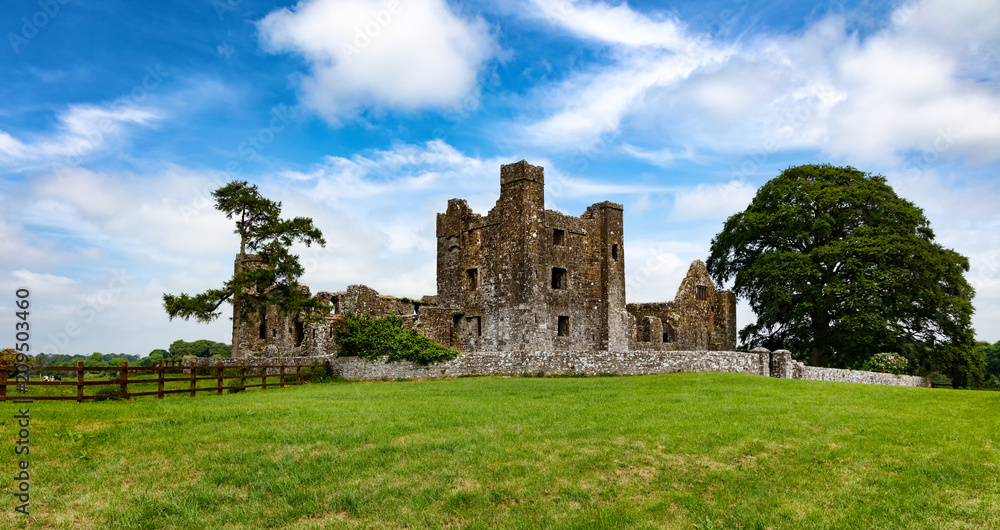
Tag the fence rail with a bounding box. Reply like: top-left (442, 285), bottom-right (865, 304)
top-left (0, 360), bottom-right (329, 402)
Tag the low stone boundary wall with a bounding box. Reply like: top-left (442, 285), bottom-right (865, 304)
top-left (325, 350), bottom-right (769, 380)
top-left (184, 349), bottom-right (930, 388)
top-left (795, 363), bottom-right (929, 387)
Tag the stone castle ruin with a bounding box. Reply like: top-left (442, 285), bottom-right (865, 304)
top-left (238, 160), bottom-right (736, 357)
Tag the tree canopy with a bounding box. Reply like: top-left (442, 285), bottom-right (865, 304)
top-left (977, 341), bottom-right (1000, 385)
top-left (163, 180), bottom-right (327, 357)
top-left (0, 348), bottom-right (32, 367)
top-left (707, 164), bottom-right (982, 386)
top-left (167, 339), bottom-right (230, 358)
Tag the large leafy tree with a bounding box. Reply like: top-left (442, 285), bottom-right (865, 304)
top-left (707, 164), bottom-right (983, 386)
top-left (163, 181), bottom-right (327, 358)
top-left (977, 340), bottom-right (1000, 384)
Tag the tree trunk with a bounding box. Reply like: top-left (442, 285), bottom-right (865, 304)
top-left (811, 308), bottom-right (830, 367)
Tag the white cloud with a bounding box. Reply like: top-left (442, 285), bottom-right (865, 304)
top-left (670, 180), bottom-right (756, 222)
top-left (257, 0), bottom-right (498, 124)
top-left (528, 0), bottom-right (688, 49)
top-left (513, 0), bottom-right (1000, 166)
top-left (0, 103), bottom-right (159, 171)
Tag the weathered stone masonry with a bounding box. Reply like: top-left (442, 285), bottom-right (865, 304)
top-left (239, 160), bottom-right (737, 358)
top-left (186, 348), bottom-right (931, 388)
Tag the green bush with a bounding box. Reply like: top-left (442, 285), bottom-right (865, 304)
top-left (862, 352), bottom-right (910, 375)
top-left (330, 312), bottom-right (458, 365)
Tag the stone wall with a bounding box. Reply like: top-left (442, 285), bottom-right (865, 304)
top-left (185, 349), bottom-right (930, 388)
top-left (436, 160), bottom-right (630, 352)
top-left (625, 260), bottom-right (737, 351)
top-left (795, 364), bottom-right (929, 387)
top-left (237, 160), bottom-right (737, 358)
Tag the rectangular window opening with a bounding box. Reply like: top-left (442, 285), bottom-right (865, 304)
top-left (553, 229), bottom-right (565, 246)
top-left (552, 267), bottom-right (567, 289)
top-left (466, 268), bottom-right (479, 290)
top-left (294, 321), bottom-right (305, 347)
top-left (466, 316), bottom-right (482, 337)
top-left (696, 285), bottom-right (709, 301)
top-left (558, 316), bottom-right (569, 337)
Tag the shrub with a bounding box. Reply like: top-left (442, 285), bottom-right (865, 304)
top-left (862, 352), bottom-right (910, 375)
top-left (330, 312), bottom-right (458, 365)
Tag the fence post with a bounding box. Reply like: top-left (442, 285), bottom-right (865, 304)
top-left (262, 361), bottom-right (268, 390)
top-left (217, 364), bottom-right (224, 395)
top-left (296, 363), bottom-right (302, 385)
top-left (120, 361), bottom-right (129, 398)
top-left (157, 361), bottom-right (165, 400)
top-left (189, 361), bottom-right (197, 397)
top-left (77, 360), bottom-right (85, 403)
top-left (279, 362), bottom-right (285, 388)
top-left (0, 369), bottom-right (6, 399)
top-left (240, 363), bottom-right (247, 390)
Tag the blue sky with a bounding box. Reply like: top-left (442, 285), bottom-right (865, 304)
top-left (2, 0), bottom-right (999, 357)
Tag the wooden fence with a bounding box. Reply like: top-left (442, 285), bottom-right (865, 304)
top-left (0, 360), bottom-right (329, 402)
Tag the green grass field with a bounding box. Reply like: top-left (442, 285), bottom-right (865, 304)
top-left (2, 372), bottom-right (998, 529)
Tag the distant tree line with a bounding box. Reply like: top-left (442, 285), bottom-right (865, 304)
top-left (7, 339), bottom-right (232, 368)
top-left (977, 341), bottom-right (1000, 386)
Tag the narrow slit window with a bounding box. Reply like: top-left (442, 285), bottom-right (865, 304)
top-left (558, 316), bottom-right (569, 337)
top-left (696, 285), bottom-right (708, 301)
top-left (552, 267), bottom-right (567, 289)
top-left (611, 243), bottom-right (619, 261)
top-left (466, 268), bottom-right (479, 290)
top-left (553, 229), bottom-right (565, 246)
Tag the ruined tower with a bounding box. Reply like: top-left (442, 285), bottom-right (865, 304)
top-left (240, 160), bottom-right (737, 357)
top-left (437, 160), bottom-right (630, 352)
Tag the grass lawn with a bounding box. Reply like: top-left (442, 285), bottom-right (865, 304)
top-left (2, 372), bottom-right (998, 529)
